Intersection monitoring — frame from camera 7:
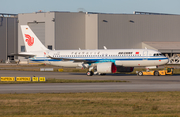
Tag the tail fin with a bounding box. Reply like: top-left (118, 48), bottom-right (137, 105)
top-left (21, 25), bottom-right (48, 52)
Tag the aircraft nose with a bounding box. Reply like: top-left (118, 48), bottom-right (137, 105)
top-left (165, 57), bottom-right (169, 64)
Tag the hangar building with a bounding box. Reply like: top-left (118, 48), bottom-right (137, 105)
top-left (2, 11), bottom-right (180, 63)
top-left (18, 11), bottom-right (180, 51)
top-left (0, 13), bottom-right (18, 62)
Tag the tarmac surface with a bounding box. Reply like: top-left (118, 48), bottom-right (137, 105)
top-left (1, 70), bottom-right (180, 93)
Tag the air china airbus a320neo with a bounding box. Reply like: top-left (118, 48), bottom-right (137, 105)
top-left (18, 25), bottom-right (168, 76)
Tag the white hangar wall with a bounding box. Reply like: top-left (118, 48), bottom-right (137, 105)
top-left (97, 14), bottom-right (180, 50)
top-left (18, 12), bottom-right (180, 54)
top-left (18, 12), bottom-right (55, 53)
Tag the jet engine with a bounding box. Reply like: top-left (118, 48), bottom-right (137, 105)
top-left (97, 62), bottom-right (117, 73)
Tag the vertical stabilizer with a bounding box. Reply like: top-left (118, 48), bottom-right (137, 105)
top-left (21, 25), bottom-right (48, 52)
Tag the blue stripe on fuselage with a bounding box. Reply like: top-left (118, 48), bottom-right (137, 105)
top-left (30, 57), bottom-right (168, 62)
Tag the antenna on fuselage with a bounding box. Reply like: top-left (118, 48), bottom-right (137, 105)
top-left (145, 47), bottom-right (147, 49)
top-left (103, 46), bottom-right (107, 50)
top-left (79, 48), bottom-right (81, 50)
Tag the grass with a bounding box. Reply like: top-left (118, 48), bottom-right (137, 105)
top-left (1, 92), bottom-right (180, 116)
top-left (0, 78), bottom-right (127, 84)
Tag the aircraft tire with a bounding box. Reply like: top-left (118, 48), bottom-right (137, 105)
top-left (138, 71), bottom-right (143, 76)
top-left (154, 71), bottom-right (159, 76)
top-left (87, 71), bottom-right (93, 76)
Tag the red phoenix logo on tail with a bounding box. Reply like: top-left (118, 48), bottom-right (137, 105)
top-left (25, 34), bottom-right (34, 46)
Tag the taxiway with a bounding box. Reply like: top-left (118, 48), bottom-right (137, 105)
top-left (0, 70), bottom-right (180, 93)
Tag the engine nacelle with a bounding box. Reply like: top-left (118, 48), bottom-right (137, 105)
top-left (97, 62), bottom-right (117, 73)
top-left (116, 66), bottom-right (134, 72)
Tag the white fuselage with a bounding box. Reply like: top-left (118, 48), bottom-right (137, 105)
top-left (20, 25), bottom-right (168, 69)
top-left (29, 49), bottom-right (168, 68)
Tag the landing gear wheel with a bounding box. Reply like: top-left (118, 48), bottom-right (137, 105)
top-left (87, 71), bottom-right (93, 76)
top-left (138, 71), bottom-right (143, 76)
top-left (154, 71), bottom-right (159, 76)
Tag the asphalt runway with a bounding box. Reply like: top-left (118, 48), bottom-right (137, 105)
top-left (1, 70), bottom-right (180, 93)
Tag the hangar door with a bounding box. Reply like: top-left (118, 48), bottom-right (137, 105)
top-left (28, 22), bottom-right (45, 45)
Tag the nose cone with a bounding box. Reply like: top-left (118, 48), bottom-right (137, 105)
top-left (164, 57), bottom-right (169, 64)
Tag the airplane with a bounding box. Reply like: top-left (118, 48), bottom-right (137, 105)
top-left (18, 25), bottom-right (169, 76)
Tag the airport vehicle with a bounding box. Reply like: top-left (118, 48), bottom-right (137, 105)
top-left (137, 67), bottom-right (174, 76)
top-left (17, 25), bottom-right (169, 76)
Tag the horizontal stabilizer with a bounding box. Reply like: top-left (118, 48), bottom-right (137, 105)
top-left (11, 52), bottom-right (36, 57)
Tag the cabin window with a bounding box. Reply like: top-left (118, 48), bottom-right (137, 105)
top-left (21, 46), bottom-right (25, 52)
top-left (153, 53), bottom-right (163, 56)
top-left (48, 45), bottom-right (52, 50)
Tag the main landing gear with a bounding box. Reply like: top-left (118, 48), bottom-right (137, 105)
top-left (86, 71), bottom-right (106, 76)
top-left (86, 66), bottom-right (106, 76)
top-left (87, 66), bottom-right (94, 76)
top-left (86, 71), bottom-right (93, 76)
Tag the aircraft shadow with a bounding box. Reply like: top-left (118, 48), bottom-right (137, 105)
top-left (171, 74), bottom-right (180, 76)
top-left (68, 73), bottom-right (180, 76)
top-left (68, 73), bottom-right (137, 76)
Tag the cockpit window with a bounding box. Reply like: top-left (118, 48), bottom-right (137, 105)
top-left (153, 53), bottom-right (163, 56)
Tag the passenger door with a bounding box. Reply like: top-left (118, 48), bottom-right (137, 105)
top-left (143, 51), bottom-right (148, 60)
